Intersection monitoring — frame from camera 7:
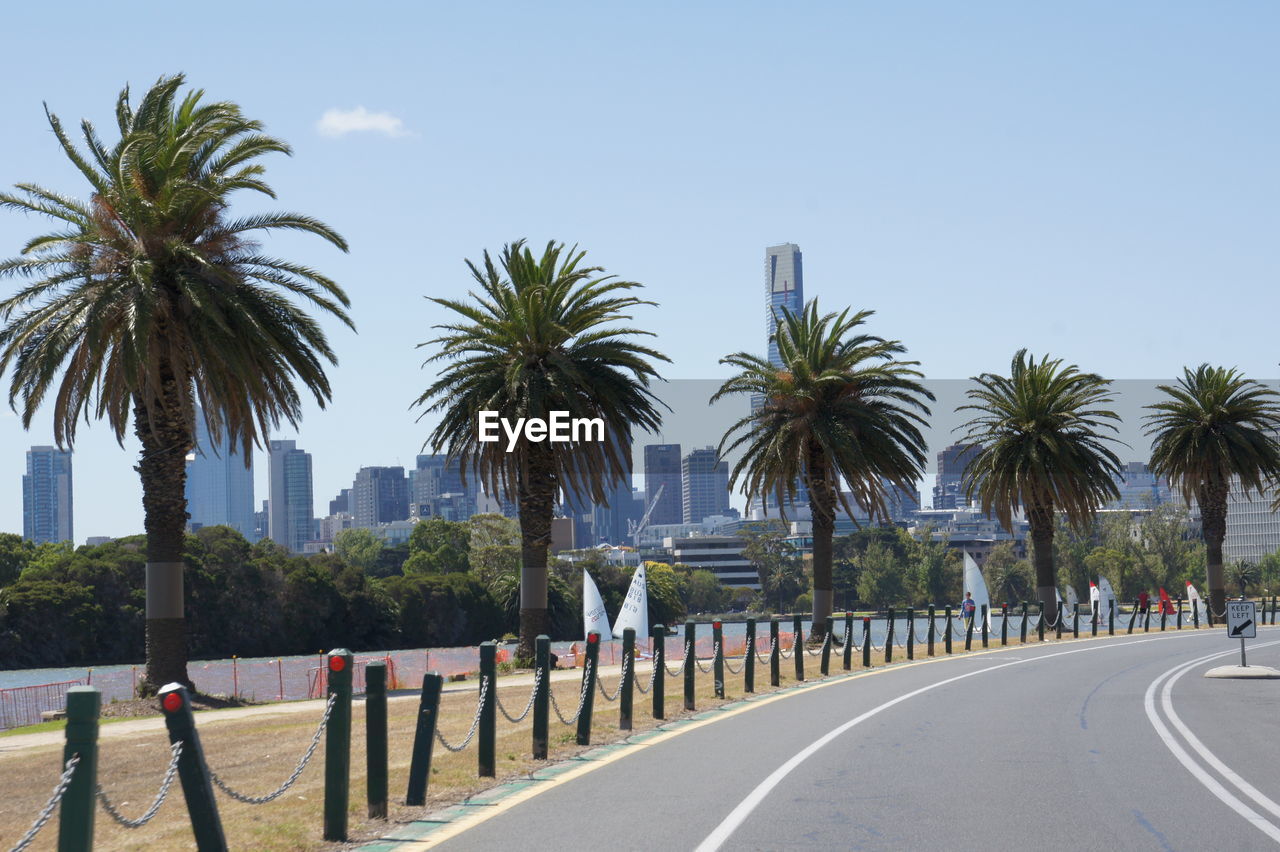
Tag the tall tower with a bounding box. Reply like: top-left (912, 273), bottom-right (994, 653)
top-left (643, 444), bottom-right (683, 526)
top-left (933, 443), bottom-right (982, 510)
top-left (268, 440), bottom-right (314, 553)
top-left (351, 466), bottom-right (409, 528)
top-left (185, 414), bottom-right (256, 540)
top-left (766, 243), bottom-right (804, 367)
top-left (682, 446), bottom-right (731, 524)
top-left (23, 446), bottom-right (73, 544)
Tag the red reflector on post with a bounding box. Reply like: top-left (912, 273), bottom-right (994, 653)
top-left (713, 621), bottom-right (722, 630)
top-left (587, 633), bottom-right (599, 645)
top-left (162, 693), bottom-right (183, 713)
top-left (329, 655), bottom-right (346, 672)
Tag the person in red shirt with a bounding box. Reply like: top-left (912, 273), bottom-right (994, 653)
top-left (1138, 591), bottom-right (1150, 614)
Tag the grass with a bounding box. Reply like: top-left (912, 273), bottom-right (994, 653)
top-left (0, 625), bottom-right (1214, 850)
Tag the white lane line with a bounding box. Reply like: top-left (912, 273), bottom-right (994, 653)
top-left (695, 633), bottom-right (1201, 852)
top-left (1143, 641), bottom-right (1280, 841)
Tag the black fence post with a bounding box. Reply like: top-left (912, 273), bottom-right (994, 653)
top-left (1001, 604), bottom-right (1009, 646)
top-left (59, 686), bottom-right (100, 852)
top-left (770, 618), bottom-right (781, 686)
top-left (405, 673), bottom-right (442, 805)
top-left (620, 627), bottom-right (636, 730)
top-left (478, 642), bottom-right (496, 777)
top-left (821, 616), bottom-right (833, 675)
top-left (1056, 603), bottom-right (1064, 640)
top-left (1144, 604), bottom-right (1152, 632)
top-left (533, 636), bottom-right (550, 758)
top-left (862, 617), bottom-right (872, 668)
top-left (1108, 600), bottom-right (1115, 635)
top-left (792, 614), bottom-right (805, 682)
top-left (1128, 600), bottom-right (1139, 634)
top-left (1037, 603), bottom-right (1046, 642)
top-left (1192, 600), bottom-right (1200, 630)
top-left (1160, 604), bottom-right (1167, 632)
top-left (964, 609), bottom-right (974, 651)
top-left (324, 649), bottom-right (354, 842)
top-left (684, 622), bottom-right (696, 710)
top-left (1072, 603), bottom-right (1080, 638)
top-left (885, 608), bottom-right (896, 663)
top-left (944, 606), bottom-right (953, 655)
top-left (981, 605), bottom-right (989, 648)
top-left (927, 605), bottom-right (936, 656)
top-left (365, 661), bottom-right (388, 819)
top-left (745, 618), bottom-right (756, 692)
top-left (159, 684), bottom-right (228, 851)
top-left (1020, 602), bottom-right (1029, 643)
top-left (651, 625), bottom-right (666, 720)
top-left (906, 608), bottom-right (915, 660)
top-left (1176, 598), bottom-right (1183, 630)
top-left (576, 633), bottom-right (600, 745)
top-left (712, 621), bottom-right (725, 699)
top-left (843, 612), bottom-right (854, 670)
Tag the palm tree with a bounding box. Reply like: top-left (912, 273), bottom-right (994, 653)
top-left (713, 303), bottom-right (933, 639)
top-left (414, 240), bottom-right (667, 659)
top-left (957, 350), bottom-right (1123, 617)
top-left (1144, 365), bottom-right (1280, 619)
top-left (0, 76), bottom-right (351, 693)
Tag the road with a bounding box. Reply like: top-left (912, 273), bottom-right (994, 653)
top-left (421, 629), bottom-right (1280, 851)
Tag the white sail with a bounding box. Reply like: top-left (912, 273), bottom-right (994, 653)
top-left (1096, 577), bottom-right (1117, 615)
top-left (583, 569), bottom-right (611, 642)
top-left (612, 563), bottom-right (649, 640)
top-left (962, 552), bottom-right (993, 629)
top-left (1186, 581), bottom-right (1203, 620)
top-left (1065, 585), bottom-right (1080, 613)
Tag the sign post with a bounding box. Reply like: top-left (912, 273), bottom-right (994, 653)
top-left (1226, 600), bottom-right (1257, 667)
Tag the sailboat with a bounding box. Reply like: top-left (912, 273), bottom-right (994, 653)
top-left (962, 552), bottom-right (993, 630)
top-left (1186, 581), bottom-right (1204, 621)
top-left (612, 563), bottom-right (649, 641)
top-left (1097, 577), bottom-right (1119, 619)
top-left (583, 569), bottom-right (611, 642)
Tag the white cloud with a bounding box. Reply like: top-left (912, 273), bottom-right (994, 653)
top-left (316, 106), bottom-right (410, 138)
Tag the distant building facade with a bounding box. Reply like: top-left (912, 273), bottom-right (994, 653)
top-left (643, 444), bottom-right (683, 526)
top-left (933, 443), bottom-right (981, 510)
top-left (23, 446), bottom-right (72, 544)
top-left (351, 466), bottom-right (409, 528)
top-left (185, 414), bottom-right (256, 540)
top-left (1105, 462), bottom-right (1174, 510)
top-left (667, 535), bottom-right (758, 589)
top-left (682, 446), bottom-right (731, 524)
top-left (411, 455), bottom-right (478, 520)
top-left (1224, 478), bottom-right (1280, 564)
top-left (267, 440), bottom-right (313, 553)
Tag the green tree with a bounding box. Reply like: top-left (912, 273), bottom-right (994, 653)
top-left (713, 303), bottom-right (932, 638)
top-left (855, 541), bottom-right (906, 609)
top-left (0, 533), bottom-right (35, 587)
top-left (957, 350), bottom-right (1123, 616)
top-left (414, 240), bottom-right (667, 659)
top-left (1227, 561), bottom-right (1259, 597)
top-left (739, 521), bottom-right (806, 612)
top-left (983, 542), bottom-right (1032, 606)
top-left (0, 76), bottom-right (351, 692)
top-left (684, 569), bottom-right (731, 613)
top-left (1144, 365), bottom-right (1280, 618)
top-left (405, 518), bottom-right (470, 574)
top-left (334, 528), bottom-right (384, 574)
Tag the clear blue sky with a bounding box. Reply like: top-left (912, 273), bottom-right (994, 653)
top-left (1, 1), bottom-right (1277, 540)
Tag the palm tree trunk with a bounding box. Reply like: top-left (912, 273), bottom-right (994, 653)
top-left (1200, 483), bottom-right (1229, 620)
top-left (1028, 501), bottom-right (1057, 617)
top-left (134, 390), bottom-right (194, 695)
top-left (516, 443), bottom-right (555, 661)
top-left (807, 446), bottom-right (835, 640)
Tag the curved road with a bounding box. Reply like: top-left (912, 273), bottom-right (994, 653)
top-left (418, 630), bottom-right (1280, 851)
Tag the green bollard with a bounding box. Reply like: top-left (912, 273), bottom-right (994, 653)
top-left (365, 662), bottom-right (388, 819)
top-left (478, 642), bottom-right (496, 777)
top-left (862, 617), bottom-right (872, 668)
top-left (533, 636), bottom-right (550, 759)
top-left (651, 625), bottom-right (666, 720)
top-left (1072, 603), bottom-right (1080, 637)
top-left (981, 605), bottom-right (989, 648)
top-left (745, 618), bottom-right (757, 692)
top-left (159, 683), bottom-right (227, 851)
top-left (792, 614), bottom-right (805, 682)
top-left (59, 686), bottom-right (100, 852)
top-left (842, 612), bottom-right (854, 670)
top-left (577, 633), bottom-right (600, 745)
top-left (621, 628), bottom-right (636, 730)
top-left (324, 649), bottom-right (353, 842)
top-left (944, 606), bottom-right (953, 654)
top-left (684, 622), bottom-right (696, 710)
top-left (712, 621), bottom-right (725, 699)
top-left (885, 609), bottom-right (895, 663)
top-left (405, 673), bottom-right (442, 805)
top-left (906, 608), bottom-right (915, 660)
top-left (769, 618), bottom-right (781, 686)
top-left (821, 616), bottom-right (833, 675)
top-left (927, 605), bottom-right (936, 656)
top-left (1001, 604), bottom-right (1009, 646)
top-left (1020, 602), bottom-right (1029, 643)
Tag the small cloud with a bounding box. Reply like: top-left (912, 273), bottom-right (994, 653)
top-left (316, 106), bottom-right (409, 138)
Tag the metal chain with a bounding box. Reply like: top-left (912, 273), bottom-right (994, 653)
top-left (597, 655), bottom-right (627, 703)
top-left (663, 643), bottom-right (689, 677)
top-left (209, 693), bottom-right (336, 804)
top-left (97, 742), bottom-right (183, 827)
top-left (435, 677), bottom-right (489, 752)
top-left (8, 754), bottom-right (80, 852)
top-left (496, 668), bottom-right (543, 724)
top-left (634, 658), bottom-right (657, 695)
top-left (694, 643), bottom-right (716, 674)
top-left (754, 636), bottom-right (776, 664)
top-left (550, 661), bottom-right (593, 725)
top-left (723, 651), bottom-right (745, 675)
top-left (779, 634), bottom-right (796, 659)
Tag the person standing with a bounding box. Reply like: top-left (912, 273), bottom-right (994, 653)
top-left (961, 591), bottom-right (977, 631)
top-left (1090, 582), bottom-right (1101, 625)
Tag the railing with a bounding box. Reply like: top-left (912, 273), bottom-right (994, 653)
top-left (0, 680), bottom-right (83, 731)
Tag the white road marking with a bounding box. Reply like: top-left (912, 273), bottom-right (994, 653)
top-left (695, 633), bottom-right (1200, 852)
top-left (1143, 640), bottom-right (1280, 843)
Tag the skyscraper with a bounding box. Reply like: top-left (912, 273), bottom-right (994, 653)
top-left (411, 454), bottom-right (478, 519)
top-left (23, 446), bottom-right (72, 544)
top-left (185, 414), bottom-right (256, 540)
top-left (933, 443), bottom-right (982, 510)
top-left (766, 243), bottom-right (804, 367)
top-left (643, 444), bottom-right (683, 526)
top-left (351, 466), bottom-right (409, 528)
top-left (682, 446), bottom-right (731, 524)
top-left (268, 440), bottom-right (314, 553)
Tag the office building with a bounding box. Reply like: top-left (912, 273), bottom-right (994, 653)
top-left (682, 446), bottom-right (731, 524)
top-left (185, 414), bottom-right (256, 540)
top-left (351, 466), bottom-right (409, 528)
top-left (268, 440), bottom-right (313, 553)
top-left (667, 536), bottom-right (758, 589)
top-left (1106, 462), bottom-right (1174, 510)
top-left (411, 455), bottom-right (479, 519)
top-left (643, 443), bottom-right (683, 526)
top-left (23, 446), bottom-right (72, 544)
top-left (1224, 478), bottom-right (1280, 564)
top-left (765, 243), bottom-right (804, 367)
top-left (933, 443), bottom-right (982, 510)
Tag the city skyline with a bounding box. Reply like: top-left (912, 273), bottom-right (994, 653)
top-left (1, 4), bottom-right (1278, 541)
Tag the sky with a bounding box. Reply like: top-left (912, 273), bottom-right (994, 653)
top-left (1, 1), bottom-right (1277, 541)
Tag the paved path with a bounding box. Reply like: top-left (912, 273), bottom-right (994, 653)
top-left (376, 629), bottom-right (1280, 851)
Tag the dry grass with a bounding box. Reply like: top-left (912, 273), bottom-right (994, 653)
top-left (0, 626), bottom-right (1201, 851)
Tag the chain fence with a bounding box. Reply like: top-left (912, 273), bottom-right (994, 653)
top-left (209, 693), bottom-right (336, 804)
top-left (550, 662), bottom-right (593, 726)
top-left (97, 741), bottom-right (183, 827)
top-left (435, 677), bottom-right (490, 753)
top-left (596, 657), bottom-right (626, 703)
top-left (496, 668), bottom-right (543, 723)
top-left (7, 754), bottom-right (80, 852)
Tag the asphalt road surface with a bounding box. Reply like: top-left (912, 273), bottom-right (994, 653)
top-left (431, 629), bottom-right (1280, 851)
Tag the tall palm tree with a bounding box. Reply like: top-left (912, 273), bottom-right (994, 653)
top-left (957, 350), bottom-right (1123, 617)
top-left (1144, 365), bottom-right (1280, 619)
top-left (415, 240), bottom-right (667, 659)
top-left (0, 76), bottom-right (351, 692)
top-left (713, 303), bottom-right (932, 639)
